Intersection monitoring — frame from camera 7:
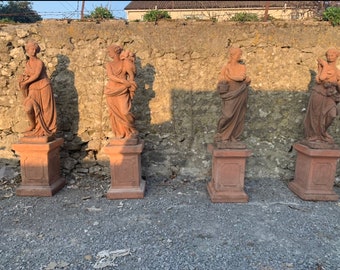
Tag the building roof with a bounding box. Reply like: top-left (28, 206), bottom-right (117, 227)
top-left (124, 1), bottom-right (319, 10)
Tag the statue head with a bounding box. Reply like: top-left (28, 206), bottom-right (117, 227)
top-left (228, 47), bottom-right (242, 61)
top-left (325, 47), bottom-right (339, 62)
top-left (25, 40), bottom-right (40, 54)
top-left (108, 44), bottom-right (123, 55)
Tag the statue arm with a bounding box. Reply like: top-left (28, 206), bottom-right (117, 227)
top-left (125, 65), bottom-right (136, 82)
top-left (218, 64), bottom-right (228, 82)
top-left (21, 60), bottom-right (43, 85)
top-left (316, 58), bottom-right (328, 83)
top-left (337, 70), bottom-right (340, 89)
top-left (106, 63), bottom-right (131, 86)
top-left (317, 57), bottom-right (327, 67)
top-left (124, 62), bottom-right (138, 99)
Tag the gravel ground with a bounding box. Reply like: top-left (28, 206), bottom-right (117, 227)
top-left (1, 175), bottom-right (340, 270)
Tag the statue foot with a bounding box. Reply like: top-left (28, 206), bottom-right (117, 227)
top-left (214, 134), bottom-right (223, 143)
top-left (307, 136), bottom-right (319, 142)
top-left (300, 139), bottom-right (338, 149)
top-left (324, 133), bottom-right (334, 144)
top-left (230, 137), bottom-right (239, 142)
top-left (306, 135), bottom-right (334, 144)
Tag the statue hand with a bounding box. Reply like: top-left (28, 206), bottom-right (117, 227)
top-left (19, 82), bottom-right (25, 91)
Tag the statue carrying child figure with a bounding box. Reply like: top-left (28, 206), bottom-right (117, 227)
top-left (302, 47), bottom-right (340, 148)
top-left (104, 44), bottom-right (138, 142)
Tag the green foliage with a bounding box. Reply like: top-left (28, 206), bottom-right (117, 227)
top-left (88, 6), bottom-right (114, 19)
top-left (323, 7), bottom-right (340, 26)
top-left (0, 1), bottom-right (42, 23)
top-left (143, 10), bottom-right (171, 22)
top-left (0, 17), bottom-right (14, 23)
top-left (230, 12), bottom-right (259, 22)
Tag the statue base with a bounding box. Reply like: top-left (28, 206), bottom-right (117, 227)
top-left (207, 144), bottom-right (252, 203)
top-left (104, 138), bottom-right (145, 200)
top-left (12, 137), bottom-right (65, 197)
top-left (289, 143), bottom-right (340, 201)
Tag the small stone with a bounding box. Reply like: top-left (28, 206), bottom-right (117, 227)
top-left (45, 262), bottom-right (57, 270)
top-left (84, 254), bottom-right (92, 261)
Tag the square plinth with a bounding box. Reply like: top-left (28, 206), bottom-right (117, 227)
top-left (104, 139), bottom-right (145, 200)
top-left (207, 144), bottom-right (252, 203)
top-left (289, 143), bottom-right (340, 201)
top-left (12, 138), bottom-right (65, 197)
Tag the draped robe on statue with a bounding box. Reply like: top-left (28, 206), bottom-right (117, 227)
top-left (303, 49), bottom-right (340, 146)
top-left (216, 79), bottom-right (248, 142)
top-left (21, 60), bottom-right (57, 137)
top-left (304, 82), bottom-right (339, 144)
top-left (104, 59), bottom-right (137, 139)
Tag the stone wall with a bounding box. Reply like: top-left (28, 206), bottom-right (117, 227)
top-left (1, 20), bottom-right (340, 182)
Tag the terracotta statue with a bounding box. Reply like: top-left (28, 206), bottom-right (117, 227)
top-left (214, 47), bottom-right (251, 148)
top-left (104, 44), bottom-right (138, 139)
top-left (303, 47), bottom-right (340, 147)
top-left (18, 40), bottom-right (57, 137)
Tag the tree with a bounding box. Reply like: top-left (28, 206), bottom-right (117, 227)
top-left (86, 6), bottom-right (114, 20)
top-left (0, 1), bottom-right (42, 23)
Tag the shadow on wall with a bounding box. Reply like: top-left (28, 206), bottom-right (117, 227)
top-left (133, 58), bottom-right (156, 136)
top-left (50, 54), bottom-right (87, 175)
top-left (132, 58), bottom-right (155, 179)
top-left (129, 56), bottom-right (219, 181)
top-left (139, 87), bottom-right (220, 181)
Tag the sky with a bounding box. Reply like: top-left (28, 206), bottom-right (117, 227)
top-left (31, 1), bottom-right (131, 20)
